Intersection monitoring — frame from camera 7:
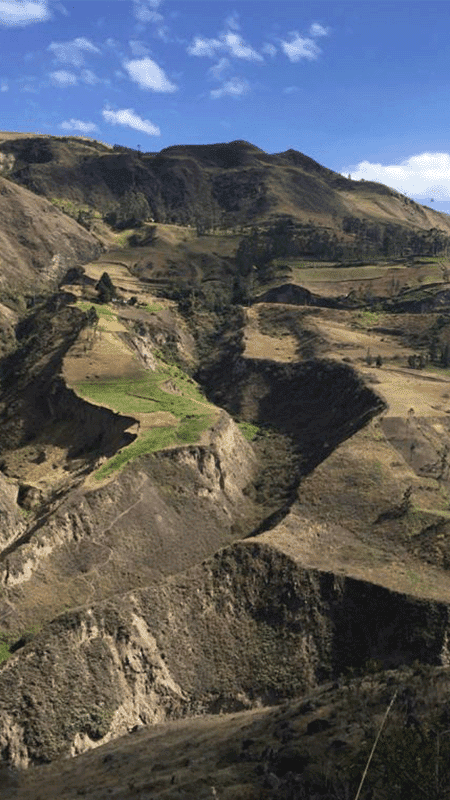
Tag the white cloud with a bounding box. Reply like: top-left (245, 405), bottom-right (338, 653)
top-left (133, 0), bottom-right (169, 40)
top-left (209, 57), bottom-right (230, 80)
top-left (281, 34), bottom-right (321, 62)
top-left (0, 1), bottom-right (50, 26)
top-left (343, 153), bottom-right (450, 199)
top-left (102, 107), bottom-right (160, 136)
top-left (223, 32), bottom-right (263, 61)
top-left (262, 43), bottom-right (277, 57)
top-left (211, 77), bottom-right (250, 99)
top-left (60, 119), bottom-right (99, 133)
top-left (50, 70), bottom-right (77, 86)
top-left (309, 22), bottom-right (329, 37)
top-left (48, 37), bottom-right (100, 67)
top-left (133, 0), bottom-right (162, 23)
top-left (187, 36), bottom-right (222, 58)
top-left (1, 81), bottom-right (8, 92)
top-left (188, 27), bottom-right (263, 61)
top-left (124, 57), bottom-right (177, 92)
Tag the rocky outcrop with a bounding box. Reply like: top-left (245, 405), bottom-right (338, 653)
top-left (0, 475), bottom-right (24, 552)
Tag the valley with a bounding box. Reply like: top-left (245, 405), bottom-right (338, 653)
top-left (2, 135), bottom-right (450, 798)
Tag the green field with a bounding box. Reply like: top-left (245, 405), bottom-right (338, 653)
top-left (76, 301), bottom-right (114, 317)
top-left (94, 416), bottom-right (211, 480)
top-left (75, 360), bottom-right (217, 479)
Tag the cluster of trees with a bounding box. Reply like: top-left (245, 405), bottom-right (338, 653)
top-left (343, 216), bottom-right (450, 259)
top-left (103, 191), bottom-right (152, 230)
top-left (406, 345), bottom-right (450, 370)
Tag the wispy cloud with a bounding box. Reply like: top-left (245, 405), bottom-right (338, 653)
top-left (188, 36), bottom-right (222, 58)
top-left (80, 69), bottom-right (99, 85)
top-left (223, 32), bottom-right (263, 61)
top-left (281, 34), bottom-right (321, 62)
top-left (102, 107), bottom-right (160, 136)
top-left (343, 153), bottom-right (450, 199)
top-left (188, 22), bottom-right (263, 61)
top-left (133, 0), bottom-right (169, 41)
top-left (0, 1), bottom-right (50, 26)
top-left (124, 57), bottom-right (177, 92)
top-left (281, 22), bottom-right (330, 62)
top-left (208, 57), bottom-right (230, 80)
top-left (262, 43), bottom-right (277, 57)
top-left (225, 12), bottom-right (240, 31)
top-left (55, 3), bottom-right (68, 17)
top-left (60, 119), bottom-right (99, 134)
top-left (283, 85), bottom-right (299, 94)
top-left (133, 0), bottom-right (162, 23)
top-left (211, 77), bottom-right (250, 99)
top-left (129, 40), bottom-right (150, 57)
top-left (309, 22), bottom-right (329, 37)
top-left (1, 81), bottom-right (8, 92)
top-left (18, 75), bottom-right (39, 93)
top-left (50, 70), bottom-right (77, 87)
top-left (48, 37), bottom-right (100, 67)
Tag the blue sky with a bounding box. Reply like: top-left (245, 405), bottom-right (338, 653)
top-left (2, 0), bottom-right (450, 211)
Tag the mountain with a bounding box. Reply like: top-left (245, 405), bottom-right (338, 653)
top-left (1, 133), bottom-right (449, 238)
top-left (3, 133), bottom-right (450, 798)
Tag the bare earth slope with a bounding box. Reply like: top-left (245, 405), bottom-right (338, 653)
top-left (0, 175), bottom-right (100, 294)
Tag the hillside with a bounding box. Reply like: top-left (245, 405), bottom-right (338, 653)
top-left (3, 134), bottom-right (450, 798)
top-left (1, 134), bottom-right (450, 240)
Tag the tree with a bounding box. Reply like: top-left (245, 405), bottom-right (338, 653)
top-left (76, 208), bottom-right (94, 230)
top-left (96, 272), bottom-right (115, 303)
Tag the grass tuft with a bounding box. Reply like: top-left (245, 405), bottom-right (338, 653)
top-left (238, 422), bottom-right (260, 441)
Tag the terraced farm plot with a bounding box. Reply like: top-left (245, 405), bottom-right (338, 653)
top-left (273, 259), bottom-right (448, 299)
top-left (289, 263), bottom-right (392, 282)
top-left (78, 369), bottom-right (217, 479)
top-left (64, 301), bottom-right (218, 480)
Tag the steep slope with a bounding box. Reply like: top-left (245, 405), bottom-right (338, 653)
top-left (0, 173), bottom-right (101, 358)
top-left (1, 539), bottom-right (450, 770)
top-left (4, 662), bottom-right (450, 800)
top-left (0, 174), bottom-right (101, 295)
